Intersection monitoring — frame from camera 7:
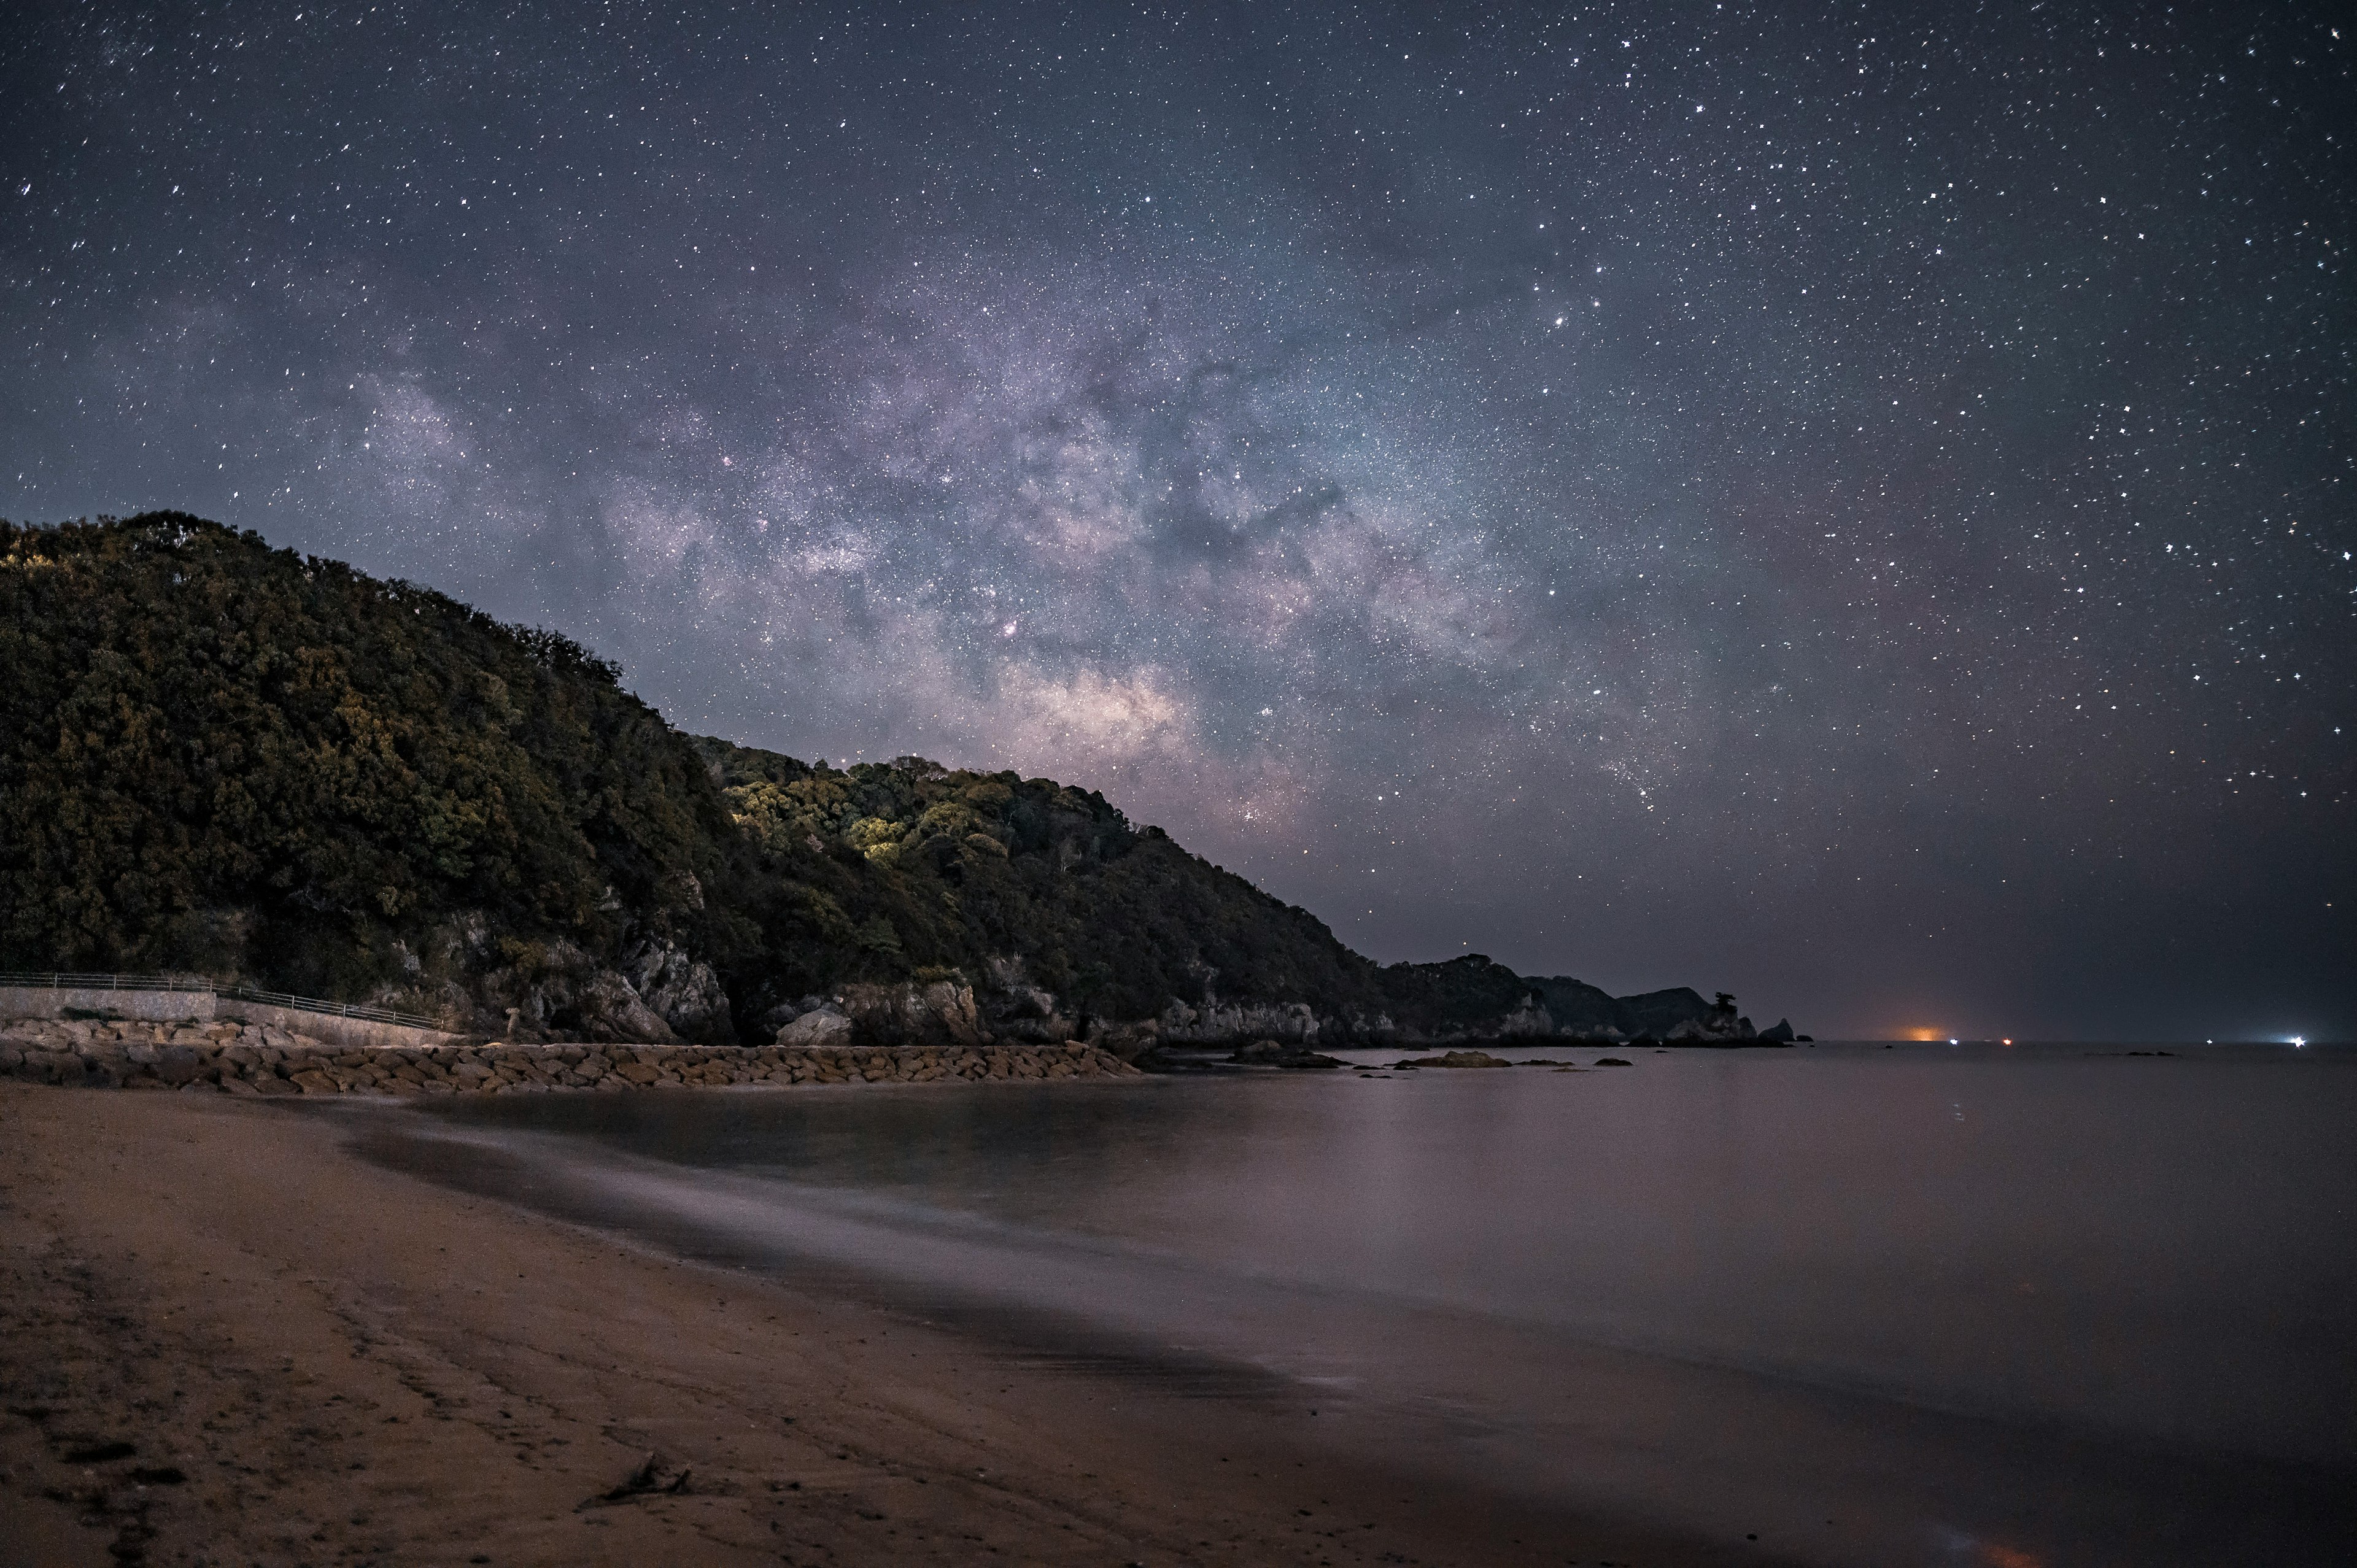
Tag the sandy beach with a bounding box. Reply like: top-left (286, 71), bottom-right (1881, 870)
top-left (0, 1083), bottom-right (1754, 1568)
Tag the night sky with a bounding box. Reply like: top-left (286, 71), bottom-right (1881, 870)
top-left (4, 2), bottom-right (2350, 1040)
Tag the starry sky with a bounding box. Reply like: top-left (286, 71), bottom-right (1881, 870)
top-left (5, 2), bottom-right (2351, 1040)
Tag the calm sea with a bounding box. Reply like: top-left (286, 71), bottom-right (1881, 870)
top-left (366, 1041), bottom-right (2357, 1566)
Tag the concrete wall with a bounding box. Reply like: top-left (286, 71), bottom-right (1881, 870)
top-left (0, 986), bottom-right (215, 1023)
top-left (0, 987), bottom-right (462, 1049)
top-left (214, 998), bottom-right (465, 1052)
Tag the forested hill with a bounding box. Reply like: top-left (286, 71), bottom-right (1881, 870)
top-left (1, 514), bottom-right (1761, 1045)
top-left (692, 731), bottom-right (1388, 1026)
top-left (2, 512), bottom-right (729, 1008)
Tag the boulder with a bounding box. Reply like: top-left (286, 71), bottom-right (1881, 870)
top-left (977, 962), bottom-right (1075, 1043)
top-left (622, 939), bottom-right (733, 1043)
top-left (154, 1045), bottom-right (206, 1086)
top-left (28, 1049), bottom-right (80, 1082)
top-left (839, 981), bottom-right (985, 1048)
top-left (776, 1010), bottom-right (853, 1049)
top-left (754, 1000), bottom-right (805, 1035)
top-left (477, 938), bottom-right (678, 1043)
top-left (575, 971), bottom-right (681, 1045)
top-left (1227, 1038), bottom-right (1347, 1070)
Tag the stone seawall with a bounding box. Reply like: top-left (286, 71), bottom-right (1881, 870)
top-left (0, 1016), bottom-right (1140, 1097)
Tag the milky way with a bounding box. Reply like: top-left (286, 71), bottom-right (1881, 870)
top-left (5, 2), bottom-right (2351, 1038)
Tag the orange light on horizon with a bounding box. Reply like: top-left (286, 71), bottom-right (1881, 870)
top-left (1903, 1027), bottom-right (1945, 1042)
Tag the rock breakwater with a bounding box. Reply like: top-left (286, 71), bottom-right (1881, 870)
top-left (0, 1016), bottom-right (1139, 1097)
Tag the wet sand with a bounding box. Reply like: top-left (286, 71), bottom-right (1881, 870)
top-left (0, 1083), bottom-right (1760, 1568)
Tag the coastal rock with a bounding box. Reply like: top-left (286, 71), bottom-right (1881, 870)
top-left (840, 981), bottom-right (985, 1048)
top-left (575, 971), bottom-right (681, 1045)
top-left (994, 1013), bottom-right (1077, 1045)
top-left (1664, 995), bottom-right (1757, 1044)
top-left (1129, 1042), bottom-right (1242, 1074)
top-left (622, 940), bottom-right (733, 1044)
top-left (154, 1045), bottom-right (205, 1086)
top-left (1759, 1018), bottom-right (1797, 1043)
top-left (1084, 1018), bottom-right (1158, 1060)
top-left (754, 998), bottom-right (813, 1035)
top-left (775, 1010), bottom-right (853, 1048)
top-left (1157, 998), bottom-right (1320, 1047)
top-left (0, 1016), bottom-right (1145, 1095)
top-left (979, 956), bottom-right (1069, 1040)
top-left (1493, 1000), bottom-right (1557, 1037)
top-left (1003, 986), bottom-right (1057, 1018)
top-left (475, 938), bottom-right (681, 1044)
top-left (1226, 1038), bottom-right (1347, 1070)
top-left (983, 968), bottom-right (1078, 1043)
top-left (1393, 1050), bottom-right (1514, 1069)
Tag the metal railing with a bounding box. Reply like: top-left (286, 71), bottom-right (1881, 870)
top-left (213, 982), bottom-right (441, 1030)
top-left (0, 971), bottom-right (442, 1031)
top-left (0, 971), bottom-right (212, 994)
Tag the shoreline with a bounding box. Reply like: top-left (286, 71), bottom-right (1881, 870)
top-left (0, 1014), bottom-right (1790, 1103)
top-left (0, 1082), bottom-right (1760, 1567)
top-left (1, 1013), bottom-right (1143, 1098)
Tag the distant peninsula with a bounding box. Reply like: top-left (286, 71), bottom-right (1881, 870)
top-left (0, 514), bottom-right (1795, 1052)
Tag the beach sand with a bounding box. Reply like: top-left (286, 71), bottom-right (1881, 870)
top-left (0, 1083), bottom-right (1753, 1567)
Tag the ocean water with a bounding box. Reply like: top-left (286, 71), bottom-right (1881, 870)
top-left (366, 1042), bottom-right (2357, 1566)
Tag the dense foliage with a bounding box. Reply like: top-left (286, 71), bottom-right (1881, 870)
top-left (0, 514), bottom-right (735, 998)
top-left (699, 737), bottom-right (1387, 1024)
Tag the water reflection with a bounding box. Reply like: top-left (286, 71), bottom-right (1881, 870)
top-left (372, 1043), bottom-right (2356, 1566)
